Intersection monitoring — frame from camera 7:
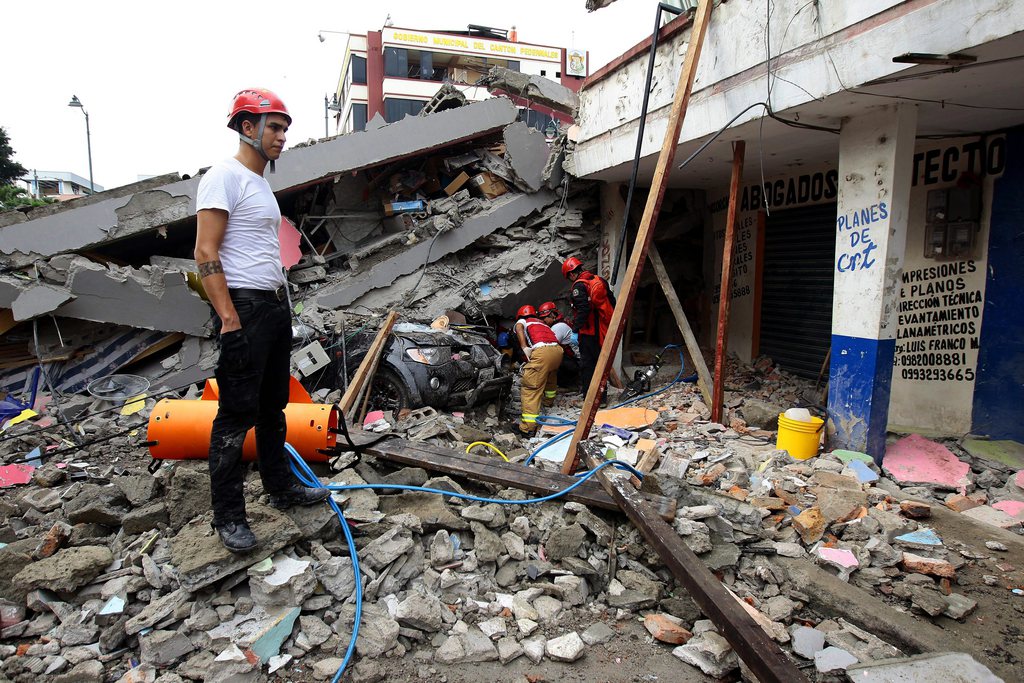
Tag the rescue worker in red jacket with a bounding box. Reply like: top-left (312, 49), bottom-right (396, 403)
top-left (514, 304), bottom-right (563, 436)
top-left (562, 257), bottom-right (616, 399)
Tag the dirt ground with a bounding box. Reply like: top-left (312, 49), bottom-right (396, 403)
top-left (892, 502), bottom-right (1024, 681)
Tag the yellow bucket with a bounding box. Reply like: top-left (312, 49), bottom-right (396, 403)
top-left (776, 413), bottom-right (824, 460)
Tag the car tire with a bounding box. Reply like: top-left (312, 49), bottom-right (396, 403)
top-left (368, 367), bottom-right (412, 413)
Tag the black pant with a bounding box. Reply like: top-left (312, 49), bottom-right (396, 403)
top-left (557, 352), bottom-right (581, 392)
top-left (578, 333), bottom-right (606, 400)
top-left (208, 291), bottom-right (296, 527)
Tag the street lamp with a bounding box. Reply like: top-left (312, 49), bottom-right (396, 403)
top-left (318, 30), bottom-right (348, 43)
top-left (67, 95), bottom-right (94, 193)
top-left (324, 94), bottom-right (342, 137)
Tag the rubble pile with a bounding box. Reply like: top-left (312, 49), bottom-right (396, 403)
top-left (0, 91), bottom-right (596, 404)
top-left (0, 349), bottom-right (1020, 681)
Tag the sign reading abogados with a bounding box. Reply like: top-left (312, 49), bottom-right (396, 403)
top-left (383, 29), bottom-right (562, 63)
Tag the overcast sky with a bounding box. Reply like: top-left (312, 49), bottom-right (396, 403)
top-left (2, 0), bottom-right (652, 190)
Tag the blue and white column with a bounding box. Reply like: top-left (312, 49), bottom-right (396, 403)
top-left (828, 104), bottom-right (917, 461)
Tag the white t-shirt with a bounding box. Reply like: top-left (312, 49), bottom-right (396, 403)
top-left (550, 321), bottom-right (574, 346)
top-left (196, 158), bottom-right (286, 291)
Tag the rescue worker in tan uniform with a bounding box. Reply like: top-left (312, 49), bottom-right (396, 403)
top-left (514, 305), bottom-right (563, 436)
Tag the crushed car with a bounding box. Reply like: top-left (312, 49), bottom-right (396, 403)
top-left (340, 321), bottom-right (512, 412)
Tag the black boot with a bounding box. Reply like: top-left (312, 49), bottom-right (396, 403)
top-left (268, 485), bottom-right (331, 510)
top-left (215, 521), bottom-right (258, 553)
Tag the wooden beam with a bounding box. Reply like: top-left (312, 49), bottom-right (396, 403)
top-left (338, 310), bottom-right (398, 417)
top-left (648, 244), bottom-right (712, 405)
top-left (712, 141), bottom-right (746, 423)
top-left (363, 438), bottom-right (675, 518)
top-left (562, 0), bottom-right (714, 475)
top-left (578, 443), bottom-right (806, 683)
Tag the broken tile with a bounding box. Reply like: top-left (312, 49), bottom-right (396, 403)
top-left (882, 435), bottom-right (970, 490)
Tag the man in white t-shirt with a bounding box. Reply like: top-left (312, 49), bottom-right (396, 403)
top-left (194, 88), bottom-right (328, 553)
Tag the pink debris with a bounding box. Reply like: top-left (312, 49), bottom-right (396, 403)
top-left (0, 464), bottom-right (35, 488)
top-left (1015, 470), bottom-right (1024, 489)
top-left (882, 434), bottom-right (971, 489)
top-left (363, 411), bottom-right (386, 428)
top-left (279, 217), bottom-right (302, 270)
top-left (816, 546), bottom-right (859, 569)
top-left (992, 500), bottom-right (1024, 520)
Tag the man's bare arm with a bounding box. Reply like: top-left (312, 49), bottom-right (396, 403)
top-left (195, 209), bottom-right (240, 334)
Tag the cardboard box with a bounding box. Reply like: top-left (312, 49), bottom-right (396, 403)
top-left (444, 171), bottom-right (471, 196)
top-left (470, 172), bottom-right (508, 200)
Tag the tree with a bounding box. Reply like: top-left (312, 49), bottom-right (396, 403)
top-left (0, 183), bottom-right (52, 211)
top-left (0, 127), bottom-right (28, 185)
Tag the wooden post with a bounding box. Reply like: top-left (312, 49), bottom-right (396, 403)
top-left (711, 141), bottom-right (745, 423)
top-left (562, 0), bottom-right (714, 475)
top-left (338, 310), bottom-right (398, 417)
top-left (648, 244), bottom-right (713, 405)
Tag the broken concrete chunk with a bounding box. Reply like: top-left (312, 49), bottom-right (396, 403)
top-left (249, 554), bottom-right (316, 607)
top-left (814, 646), bottom-right (859, 673)
top-left (545, 631), bottom-right (586, 662)
top-left (845, 652), bottom-right (1003, 682)
top-left (503, 122), bottom-right (549, 193)
top-left (395, 592), bottom-right (444, 633)
top-left (139, 629), bottom-right (196, 668)
top-left (672, 631), bottom-right (739, 678)
top-left (479, 67), bottom-right (580, 116)
top-left (170, 504), bottom-right (302, 592)
top-left (11, 284), bottom-right (75, 322)
top-left (791, 625), bottom-right (826, 659)
top-left (12, 546), bottom-right (113, 595)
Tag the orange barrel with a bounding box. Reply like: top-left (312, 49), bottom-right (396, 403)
top-left (147, 378), bottom-right (338, 463)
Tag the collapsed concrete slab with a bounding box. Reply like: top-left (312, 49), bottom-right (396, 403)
top-left (53, 258), bottom-right (212, 337)
top-left (480, 67), bottom-right (580, 116)
top-left (0, 98), bottom-right (521, 268)
top-left (315, 190), bottom-right (556, 309)
top-left (11, 284), bottom-right (75, 322)
top-left (503, 122), bottom-right (550, 193)
top-left (271, 97), bottom-right (520, 193)
top-left (0, 177), bottom-right (200, 268)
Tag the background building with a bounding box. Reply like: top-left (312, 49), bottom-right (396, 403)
top-left (332, 24), bottom-right (588, 135)
top-left (20, 170), bottom-right (102, 201)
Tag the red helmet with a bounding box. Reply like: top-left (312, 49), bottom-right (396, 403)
top-left (227, 88), bottom-right (291, 129)
top-left (517, 305), bottom-right (537, 319)
top-left (538, 302), bottom-right (559, 316)
top-left (561, 257), bottom-right (583, 279)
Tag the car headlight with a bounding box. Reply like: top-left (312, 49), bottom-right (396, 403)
top-left (406, 347), bottom-right (450, 365)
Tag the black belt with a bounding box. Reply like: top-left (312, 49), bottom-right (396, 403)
top-left (229, 287), bottom-right (287, 302)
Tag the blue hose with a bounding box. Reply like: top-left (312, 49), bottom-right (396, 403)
top-left (285, 443), bottom-right (644, 679)
top-left (523, 345), bottom-right (696, 466)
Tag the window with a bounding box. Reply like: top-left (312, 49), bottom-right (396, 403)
top-left (418, 52), bottom-right (433, 80)
top-left (518, 107), bottom-right (555, 134)
top-left (351, 55), bottom-right (367, 85)
top-left (352, 103), bottom-right (367, 132)
top-left (384, 47), bottom-right (408, 77)
top-left (506, 60), bottom-right (520, 72)
top-left (384, 98), bottom-right (424, 123)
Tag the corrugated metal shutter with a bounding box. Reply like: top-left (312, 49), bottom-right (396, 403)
top-left (759, 203), bottom-right (836, 379)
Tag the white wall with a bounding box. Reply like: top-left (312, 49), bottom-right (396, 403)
top-left (574, 0), bottom-right (1024, 179)
top-left (887, 136), bottom-right (1004, 435)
